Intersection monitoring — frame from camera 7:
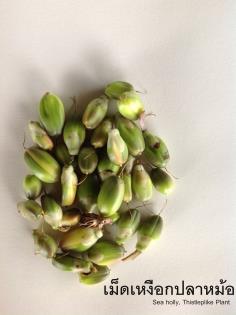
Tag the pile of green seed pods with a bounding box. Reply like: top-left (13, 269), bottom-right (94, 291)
top-left (17, 81), bottom-right (175, 285)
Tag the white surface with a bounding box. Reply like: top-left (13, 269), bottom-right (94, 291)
top-left (0, 1), bottom-right (236, 315)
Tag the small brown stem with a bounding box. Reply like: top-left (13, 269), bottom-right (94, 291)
top-left (77, 174), bottom-right (88, 186)
top-left (122, 250), bottom-right (141, 261)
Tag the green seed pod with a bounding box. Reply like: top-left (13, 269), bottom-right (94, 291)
top-left (23, 175), bottom-right (43, 199)
top-left (117, 91), bottom-right (144, 120)
top-left (132, 164), bottom-right (153, 202)
top-left (116, 117), bottom-right (145, 156)
top-left (88, 240), bottom-right (125, 266)
top-left (52, 254), bottom-right (92, 273)
top-left (82, 95), bottom-right (109, 129)
top-left (41, 195), bottom-right (63, 229)
top-left (105, 81), bottom-right (134, 99)
top-left (60, 209), bottom-right (81, 230)
top-left (76, 174), bottom-right (99, 212)
top-left (33, 230), bottom-right (57, 258)
top-left (39, 92), bottom-right (65, 136)
top-left (79, 265), bottom-right (110, 285)
top-left (115, 209), bottom-right (141, 245)
top-left (78, 147), bottom-right (98, 175)
top-left (124, 155), bottom-right (135, 174)
top-left (97, 176), bottom-right (124, 216)
top-left (122, 173), bottom-right (132, 203)
top-left (107, 129), bottom-right (128, 166)
top-left (28, 121), bottom-right (53, 150)
top-left (60, 227), bottom-right (103, 252)
top-left (97, 153), bottom-right (120, 181)
top-left (61, 165), bottom-right (78, 206)
top-left (17, 200), bottom-right (43, 221)
top-left (24, 148), bottom-right (60, 183)
top-left (63, 120), bottom-right (85, 155)
top-left (151, 168), bottom-right (175, 195)
top-left (90, 118), bottom-right (113, 148)
top-left (136, 215), bottom-right (163, 252)
top-left (55, 143), bottom-right (74, 165)
top-left (143, 131), bottom-right (170, 167)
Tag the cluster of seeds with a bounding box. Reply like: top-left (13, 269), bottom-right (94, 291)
top-left (17, 81), bottom-right (175, 285)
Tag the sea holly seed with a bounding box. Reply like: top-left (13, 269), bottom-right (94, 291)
top-left (122, 173), bottom-right (132, 203)
top-left (123, 215), bottom-right (163, 260)
top-left (115, 208), bottom-right (141, 245)
top-left (78, 147), bottom-right (98, 175)
top-left (60, 227), bottom-right (103, 252)
top-left (24, 148), bottom-right (61, 183)
top-left (117, 90), bottom-right (144, 120)
top-left (143, 131), bottom-right (170, 168)
top-left (59, 209), bottom-right (81, 231)
top-left (55, 143), bottom-right (74, 165)
top-left (41, 195), bottom-right (63, 229)
top-left (105, 81), bottom-right (134, 99)
top-left (90, 118), bottom-right (113, 148)
top-left (97, 176), bottom-right (124, 217)
top-left (17, 200), bottom-right (43, 221)
top-left (132, 164), bottom-right (153, 202)
top-left (28, 121), bottom-right (53, 150)
top-left (52, 254), bottom-right (92, 273)
top-left (107, 129), bottom-right (128, 166)
top-left (63, 120), bottom-right (86, 155)
top-left (82, 95), bottom-right (108, 129)
top-left (116, 116), bottom-right (145, 156)
top-left (61, 165), bottom-right (78, 206)
top-left (97, 152), bottom-right (120, 181)
top-left (79, 265), bottom-right (110, 285)
top-left (32, 230), bottom-right (57, 258)
top-left (88, 240), bottom-right (125, 266)
top-left (23, 175), bottom-right (43, 199)
top-left (151, 168), bottom-right (175, 195)
top-left (76, 174), bottom-right (99, 213)
top-left (39, 92), bottom-right (65, 136)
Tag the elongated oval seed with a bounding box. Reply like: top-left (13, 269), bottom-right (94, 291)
top-left (117, 91), bottom-right (144, 120)
top-left (52, 254), bottom-right (92, 273)
top-left (33, 230), bottom-right (58, 258)
top-left (151, 168), bottom-right (175, 195)
top-left (82, 95), bottom-right (108, 129)
top-left (76, 174), bottom-right (99, 213)
top-left (90, 118), bottom-right (113, 148)
top-left (60, 227), bottom-right (103, 252)
top-left (61, 165), bottom-right (78, 206)
top-left (78, 147), bottom-right (98, 175)
top-left (41, 195), bottom-right (63, 229)
top-left (116, 116), bottom-right (145, 156)
top-left (132, 164), bottom-right (153, 202)
top-left (115, 208), bottom-right (141, 245)
top-left (143, 131), bottom-right (170, 167)
top-left (136, 215), bottom-right (163, 252)
top-left (55, 143), bottom-right (74, 165)
top-left (88, 240), bottom-right (125, 266)
top-left (39, 92), bottom-right (65, 136)
top-left (28, 121), bottom-right (53, 150)
top-left (63, 120), bottom-right (85, 155)
top-left (24, 148), bottom-right (60, 183)
top-left (97, 176), bottom-right (124, 217)
top-left (107, 129), bottom-right (128, 166)
top-left (105, 81), bottom-right (134, 99)
top-left (23, 175), bottom-right (43, 199)
top-left (123, 173), bottom-right (132, 203)
top-left (17, 200), bottom-right (43, 221)
top-left (79, 265), bottom-right (110, 285)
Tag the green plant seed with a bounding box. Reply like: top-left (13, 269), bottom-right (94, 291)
top-left (23, 175), bottom-right (43, 199)
top-left (82, 95), bottom-right (108, 129)
top-left (17, 200), bottom-right (43, 221)
top-left (78, 147), bottom-right (98, 175)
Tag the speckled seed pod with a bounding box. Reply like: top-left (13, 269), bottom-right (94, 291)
top-left (28, 121), bottom-right (53, 150)
top-left (32, 230), bottom-right (57, 258)
top-left (90, 118), bottom-right (113, 148)
top-left (17, 200), bottom-right (43, 222)
top-left (78, 147), bottom-right (98, 175)
top-left (82, 95), bottom-right (108, 129)
top-left (107, 129), bottom-right (128, 166)
top-left (132, 164), bottom-right (153, 202)
top-left (151, 168), bottom-right (175, 195)
top-left (23, 175), bottom-right (43, 199)
top-left (117, 91), bottom-right (144, 120)
top-left (61, 165), bottom-right (78, 206)
top-left (63, 120), bottom-right (85, 155)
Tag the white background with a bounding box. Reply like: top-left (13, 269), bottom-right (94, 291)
top-left (0, 1), bottom-right (236, 315)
